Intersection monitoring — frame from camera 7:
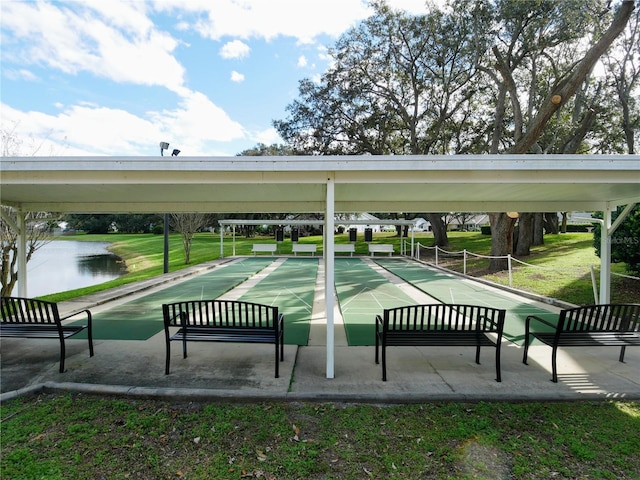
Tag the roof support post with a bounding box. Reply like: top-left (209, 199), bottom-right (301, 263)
top-left (163, 213), bottom-right (169, 274)
top-left (599, 207), bottom-right (612, 304)
top-left (325, 173), bottom-right (335, 379)
top-left (17, 209), bottom-right (27, 297)
top-left (220, 225), bottom-right (224, 258)
top-left (599, 203), bottom-right (637, 304)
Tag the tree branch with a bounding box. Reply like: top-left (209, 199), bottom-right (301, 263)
top-left (509, 0), bottom-right (635, 154)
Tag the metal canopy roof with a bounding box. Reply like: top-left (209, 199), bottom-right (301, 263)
top-left (2, 153), bottom-right (638, 380)
top-left (2, 154), bottom-right (639, 214)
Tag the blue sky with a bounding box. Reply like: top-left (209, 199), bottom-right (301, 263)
top-left (1, 0), bottom-right (430, 157)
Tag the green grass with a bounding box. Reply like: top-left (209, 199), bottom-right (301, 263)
top-left (7, 235), bottom-right (639, 478)
top-left (1, 394), bottom-right (638, 479)
top-left (42, 231), bottom-right (638, 305)
top-left (413, 232), bottom-right (637, 305)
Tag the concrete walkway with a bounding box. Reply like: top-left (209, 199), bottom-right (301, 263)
top-left (2, 257), bottom-right (639, 403)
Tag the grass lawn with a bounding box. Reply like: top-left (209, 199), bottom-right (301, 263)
top-left (4, 233), bottom-right (638, 479)
top-left (43, 231), bottom-right (639, 305)
top-left (1, 395), bottom-right (638, 479)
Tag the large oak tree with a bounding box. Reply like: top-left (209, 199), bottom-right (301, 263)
top-left (274, 0), bottom-right (635, 271)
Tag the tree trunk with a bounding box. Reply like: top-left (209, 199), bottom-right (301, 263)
top-left (515, 213), bottom-right (534, 256)
top-left (427, 214), bottom-right (449, 247)
top-left (488, 213), bottom-right (517, 271)
top-left (533, 213), bottom-right (545, 246)
top-left (544, 213), bottom-right (559, 234)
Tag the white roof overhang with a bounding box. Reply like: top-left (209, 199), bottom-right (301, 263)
top-left (1, 154), bottom-right (639, 213)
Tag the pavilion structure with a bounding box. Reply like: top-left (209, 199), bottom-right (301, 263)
top-left (217, 218), bottom-right (418, 257)
top-left (2, 154), bottom-right (638, 378)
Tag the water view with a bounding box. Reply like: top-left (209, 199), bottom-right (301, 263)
top-left (26, 240), bottom-right (127, 297)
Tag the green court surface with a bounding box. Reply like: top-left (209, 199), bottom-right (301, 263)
top-left (334, 258), bottom-right (416, 346)
top-left (238, 258), bottom-right (319, 345)
top-left (70, 258), bottom-right (274, 340)
top-left (374, 258), bottom-right (559, 344)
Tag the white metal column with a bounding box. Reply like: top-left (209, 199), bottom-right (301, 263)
top-left (324, 174), bottom-right (335, 379)
top-left (599, 207), bottom-right (612, 304)
top-left (600, 203), bottom-right (637, 304)
top-left (17, 210), bottom-right (27, 297)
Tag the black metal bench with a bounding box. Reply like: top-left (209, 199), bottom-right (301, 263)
top-left (375, 303), bottom-right (506, 382)
top-left (523, 303), bottom-right (640, 382)
top-left (0, 296), bottom-right (94, 373)
top-left (163, 299), bottom-right (284, 377)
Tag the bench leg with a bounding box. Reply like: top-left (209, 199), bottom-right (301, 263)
top-left (495, 344), bottom-right (502, 383)
top-left (59, 337), bottom-right (66, 373)
top-left (87, 316), bottom-right (94, 358)
top-left (274, 342), bottom-right (279, 378)
top-left (619, 345), bottom-right (627, 363)
top-left (551, 346), bottom-right (559, 383)
top-left (475, 345), bottom-right (481, 365)
top-left (381, 346), bottom-right (387, 381)
top-left (522, 334), bottom-right (531, 364)
top-left (280, 335), bottom-right (284, 361)
top-left (165, 341), bottom-right (171, 375)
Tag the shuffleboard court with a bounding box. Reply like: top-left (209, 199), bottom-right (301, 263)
top-left (237, 258), bottom-right (319, 345)
top-left (70, 258), bottom-right (275, 340)
top-left (334, 258), bottom-right (416, 345)
top-left (374, 258), bottom-right (559, 344)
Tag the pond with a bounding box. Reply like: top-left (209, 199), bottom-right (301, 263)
top-left (26, 240), bottom-right (127, 297)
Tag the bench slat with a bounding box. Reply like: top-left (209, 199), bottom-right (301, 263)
top-left (334, 244), bottom-right (355, 256)
top-left (384, 333), bottom-right (497, 347)
top-left (163, 299), bottom-right (284, 377)
top-left (368, 244), bottom-right (394, 256)
top-left (251, 244), bottom-right (277, 255)
top-left (0, 324), bottom-right (85, 338)
top-left (292, 244), bottom-right (317, 256)
top-left (1, 296), bottom-right (94, 373)
top-left (532, 331), bottom-right (640, 347)
top-left (523, 303), bottom-right (640, 382)
top-left (375, 303), bottom-right (505, 382)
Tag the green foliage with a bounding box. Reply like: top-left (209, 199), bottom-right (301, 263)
top-left (593, 205), bottom-right (640, 274)
top-left (64, 214), bottom-right (161, 234)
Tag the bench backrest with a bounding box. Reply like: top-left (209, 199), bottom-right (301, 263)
top-left (163, 299), bottom-right (279, 331)
top-left (293, 244), bottom-right (316, 251)
top-left (252, 244), bottom-right (276, 251)
top-left (1, 296), bottom-right (61, 325)
top-left (381, 304), bottom-right (505, 333)
top-left (558, 304), bottom-right (640, 332)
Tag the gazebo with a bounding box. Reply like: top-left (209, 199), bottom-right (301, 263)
top-left (2, 154), bottom-right (639, 378)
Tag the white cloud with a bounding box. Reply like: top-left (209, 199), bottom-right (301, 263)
top-left (1, 88), bottom-right (246, 156)
top-left (154, 0), bottom-right (433, 44)
top-left (152, 90), bottom-right (245, 145)
top-left (1, 1), bottom-right (185, 92)
top-left (219, 40), bottom-right (250, 59)
top-left (161, 0), bottom-right (371, 43)
top-left (253, 127), bottom-right (282, 146)
top-left (230, 71), bottom-right (245, 82)
top-left (1, 102), bottom-right (154, 156)
top-left (297, 56), bottom-right (308, 68)
top-left (3, 69), bottom-right (37, 82)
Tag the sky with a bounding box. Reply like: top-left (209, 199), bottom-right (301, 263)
top-left (1, 0), bottom-right (432, 157)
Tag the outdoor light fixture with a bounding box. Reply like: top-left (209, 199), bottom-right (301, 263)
top-left (159, 141), bottom-right (169, 155)
top-left (172, 149), bottom-right (180, 156)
